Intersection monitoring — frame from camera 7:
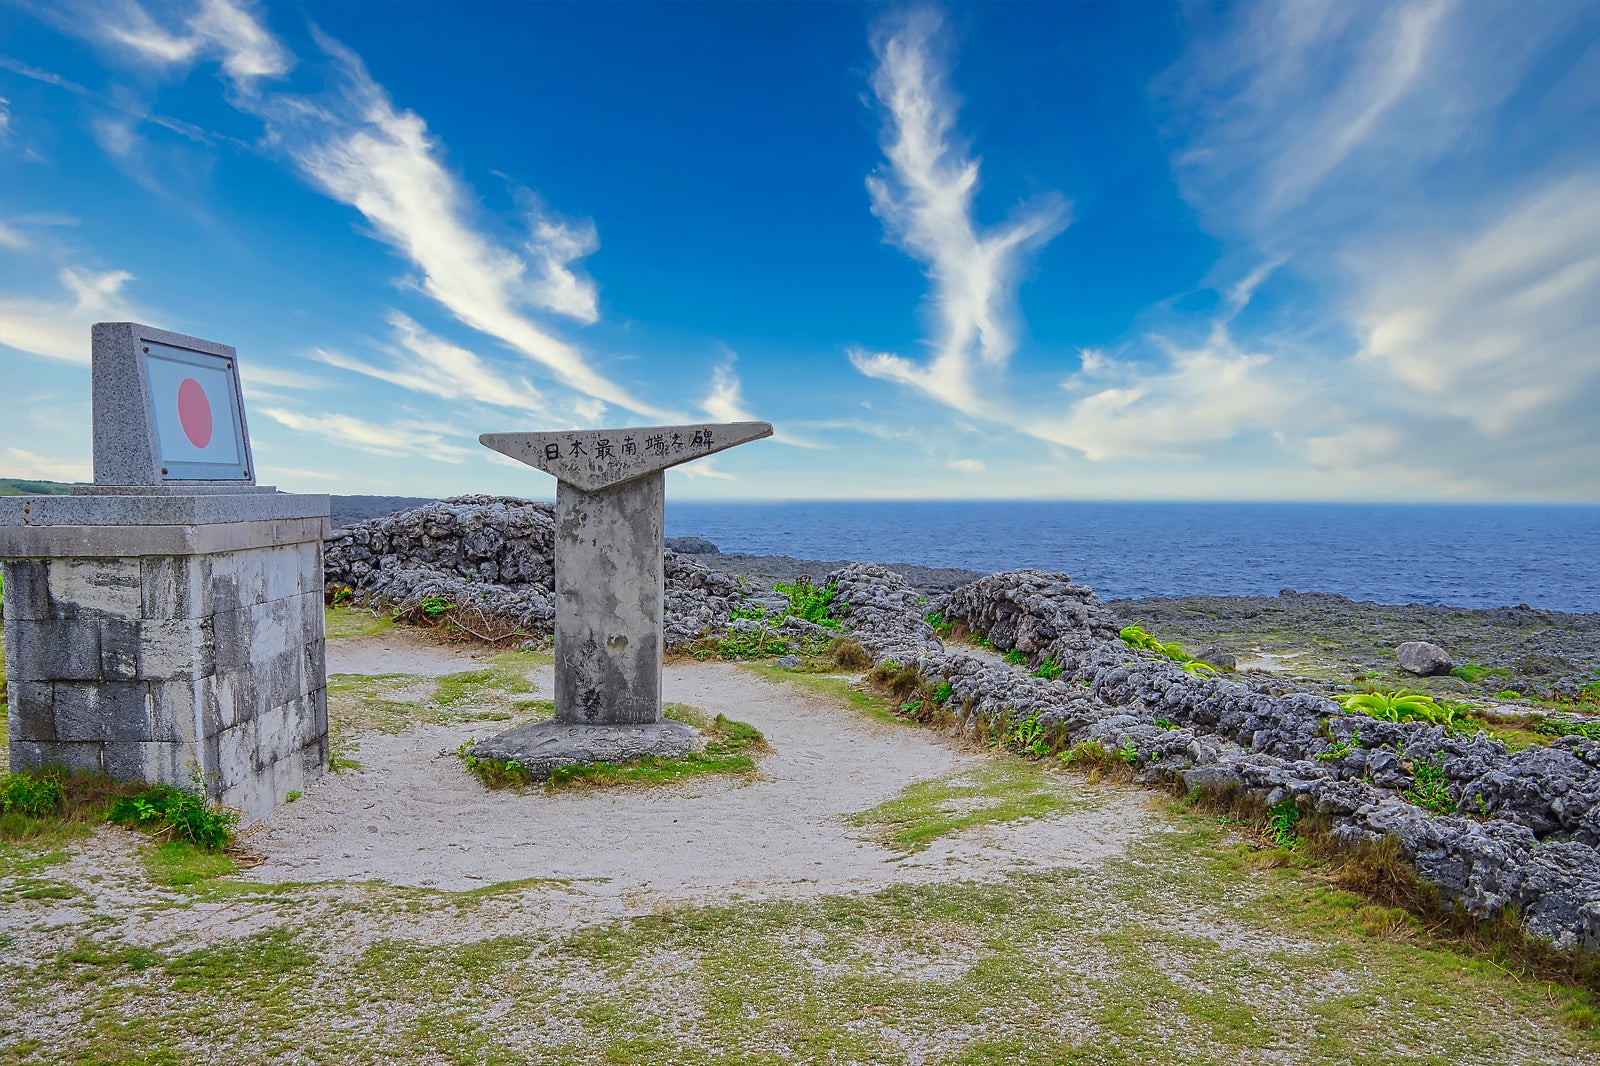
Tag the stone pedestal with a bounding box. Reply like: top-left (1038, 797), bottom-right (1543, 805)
top-left (1, 491), bottom-right (331, 817)
top-left (469, 422), bottom-right (770, 778)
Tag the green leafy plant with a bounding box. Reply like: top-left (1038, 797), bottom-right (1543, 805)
top-left (1317, 730), bottom-right (1364, 761)
top-left (1117, 740), bottom-right (1139, 763)
top-left (773, 577), bottom-right (840, 630)
top-left (1340, 689), bottom-right (1458, 727)
top-left (327, 584), bottom-right (355, 606)
top-left (1496, 690), bottom-right (1524, 700)
top-left (1153, 718), bottom-right (1177, 730)
top-left (1003, 649), bottom-right (1028, 666)
top-left (924, 611), bottom-right (952, 637)
top-left (1119, 625), bottom-right (1216, 675)
top-left (106, 784), bottom-right (238, 851)
top-left (1266, 799), bottom-right (1302, 848)
top-left (900, 699), bottom-right (923, 716)
top-left (970, 630), bottom-right (993, 649)
top-left (729, 604), bottom-right (767, 622)
top-left (1404, 754), bottom-right (1456, 815)
top-left (0, 769), bottom-right (64, 817)
top-left (1011, 711), bottom-right (1050, 757)
top-left (931, 681), bottom-right (954, 703)
top-left (1031, 655), bottom-right (1063, 680)
top-left (1535, 716), bottom-right (1600, 743)
top-left (458, 743), bottom-right (533, 789)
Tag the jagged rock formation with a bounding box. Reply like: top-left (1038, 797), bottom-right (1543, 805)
top-left (826, 564), bottom-right (1600, 953)
top-left (323, 496), bottom-right (753, 647)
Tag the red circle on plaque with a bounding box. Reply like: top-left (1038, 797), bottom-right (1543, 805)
top-left (177, 378), bottom-right (213, 448)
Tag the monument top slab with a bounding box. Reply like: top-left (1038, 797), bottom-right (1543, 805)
top-left (480, 421), bottom-right (772, 491)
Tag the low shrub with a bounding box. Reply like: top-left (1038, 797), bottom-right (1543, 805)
top-left (107, 784), bottom-right (238, 851)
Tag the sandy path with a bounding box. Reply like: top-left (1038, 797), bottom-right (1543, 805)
top-left (243, 636), bottom-right (1151, 920)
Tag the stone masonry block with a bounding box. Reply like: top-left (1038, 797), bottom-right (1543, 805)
top-left (212, 667), bottom-right (261, 729)
top-left (8, 681), bottom-right (56, 743)
top-left (10, 740), bottom-right (105, 776)
top-left (7, 619), bottom-right (102, 681)
top-left (140, 555), bottom-right (210, 621)
top-left (101, 741), bottom-right (193, 786)
top-left (148, 681), bottom-right (205, 746)
top-left (211, 608), bottom-right (251, 672)
top-left (0, 560), bottom-right (51, 621)
top-left (53, 682), bottom-right (164, 743)
top-left (214, 718), bottom-right (262, 791)
top-left (232, 549), bottom-right (269, 609)
top-left (263, 544), bottom-right (302, 603)
top-left (99, 618), bottom-right (143, 680)
top-left (256, 648), bottom-right (306, 710)
top-left (137, 618), bottom-right (216, 680)
top-left (45, 557), bottom-right (143, 619)
top-left (209, 551), bottom-right (243, 615)
top-left (248, 595), bottom-right (294, 661)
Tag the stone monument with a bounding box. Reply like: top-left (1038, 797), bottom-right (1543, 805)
top-left (466, 421), bottom-right (771, 777)
top-left (0, 323), bottom-right (330, 817)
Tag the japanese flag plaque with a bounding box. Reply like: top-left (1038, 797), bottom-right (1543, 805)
top-left (91, 322), bottom-right (256, 486)
top-left (468, 421), bottom-right (772, 779)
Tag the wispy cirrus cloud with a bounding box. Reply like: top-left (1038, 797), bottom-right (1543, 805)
top-left (312, 311), bottom-right (548, 415)
top-left (0, 266), bottom-right (141, 363)
top-left (0, 447), bottom-right (92, 482)
top-left (1157, 0), bottom-right (1600, 497)
top-left (256, 407), bottom-right (476, 463)
top-left (847, 8), bottom-right (1068, 414)
top-left (850, 8), bottom-right (1296, 469)
top-left (700, 354), bottom-right (823, 448)
top-left (43, 0), bottom-right (668, 422)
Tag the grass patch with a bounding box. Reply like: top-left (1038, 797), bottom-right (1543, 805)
top-left (144, 840), bottom-right (238, 887)
top-left (544, 704), bottom-right (768, 791)
top-left (328, 653), bottom-right (547, 743)
top-left (323, 604), bottom-right (395, 640)
top-left (850, 759), bottom-right (1086, 853)
top-left (741, 661), bottom-right (913, 727)
top-left (0, 770), bottom-right (149, 849)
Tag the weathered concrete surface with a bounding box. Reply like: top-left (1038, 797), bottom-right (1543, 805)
top-left (554, 473), bottom-right (664, 725)
top-left (464, 720), bottom-right (702, 781)
top-left (3, 519), bottom-right (331, 818)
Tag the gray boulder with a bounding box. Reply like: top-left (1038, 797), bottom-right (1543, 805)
top-left (1397, 641), bottom-right (1453, 676)
top-left (666, 536), bottom-right (720, 555)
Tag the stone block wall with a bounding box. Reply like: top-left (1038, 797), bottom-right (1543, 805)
top-left (2, 496), bottom-right (329, 819)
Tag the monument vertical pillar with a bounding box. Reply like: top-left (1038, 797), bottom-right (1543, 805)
top-left (468, 421), bottom-right (771, 778)
top-left (554, 472), bottom-right (664, 725)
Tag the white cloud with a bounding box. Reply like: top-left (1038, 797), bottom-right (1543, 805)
top-left (1, 447), bottom-right (91, 482)
top-left (947, 458), bottom-right (985, 474)
top-left (1036, 323), bottom-right (1296, 461)
top-left (0, 266), bottom-right (140, 363)
top-left (311, 311), bottom-right (548, 414)
top-left (256, 407), bottom-right (476, 463)
top-left (91, 0), bottom-right (291, 92)
top-left (700, 354), bottom-right (824, 448)
top-left (247, 28), bottom-right (663, 417)
top-left (1352, 175), bottom-right (1600, 434)
top-left (848, 8), bottom-right (1068, 413)
top-left (0, 56), bottom-right (89, 94)
top-left (675, 456), bottom-right (734, 481)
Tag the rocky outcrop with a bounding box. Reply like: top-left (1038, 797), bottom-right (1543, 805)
top-left (826, 564), bottom-right (1600, 953)
top-left (323, 496), bottom-right (753, 647)
top-left (1398, 640), bottom-right (1454, 676)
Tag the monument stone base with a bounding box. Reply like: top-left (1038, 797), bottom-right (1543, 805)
top-left (0, 490), bottom-right (331, 818)
top-left (466, 720), bottom-right (702, 781)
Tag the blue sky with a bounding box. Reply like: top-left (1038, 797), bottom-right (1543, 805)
top-left (2, 1), bottom-right (1597, 502)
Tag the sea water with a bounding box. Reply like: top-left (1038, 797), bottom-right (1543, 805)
top-left (664, 501), bottom-right (1600, 614)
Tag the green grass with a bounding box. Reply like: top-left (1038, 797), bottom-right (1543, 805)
top-left (0, 477), bottom-right (74, 495)
top-left (542, 704), bottom-right (768, 791)
top-left (323, 604), bottom-right (396, 640)
top-left (849, 759), bottom-right (1087, 853)
top-left (4, 807), bottom-right (1594, 1064)
top-left (740, 662), bottom-right (915, 727)
top-left (328, 650), bottom-right (550, 741)
top-left (144, 840), bottom-right (238, 887)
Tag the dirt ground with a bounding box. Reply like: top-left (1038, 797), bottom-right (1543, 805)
top-left (245, 629), bottom-right (1150, 921)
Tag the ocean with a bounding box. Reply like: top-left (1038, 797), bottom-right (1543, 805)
top-left (664, 501), bottom-right (1600, 614)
